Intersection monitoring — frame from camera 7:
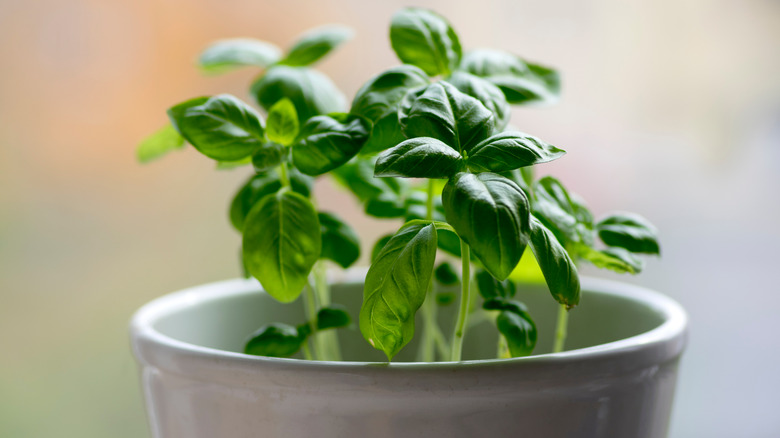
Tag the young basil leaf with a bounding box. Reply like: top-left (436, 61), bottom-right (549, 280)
top-left (532, 176), bottom-right (594, 246)
top-left (443, 172), bottom-right (530, 280)
top-left (448, 71), bottom-right (511, 130)
top-left (577, 245), bottom-right (643, 274)
top-left (375, 137), bottom-right (463, 179)
top-left (251, 66), bottom-right (346, 122)
top-left (390, 8), bottom-right (462, 77)
top-left (292, 113), bottom-right (371, 175)
top-left (436, 226), bottom-right (462, 257)
top-left (597, 212), bottom-right (660, 255)
top-left (168, 94), bottom-right (265, 161)
top-left (198, 38), bottom-right (282, 74)
top-left (319, 211), bottom-right (361, 269)
top-left (434, 262), bottom-right (459, 286)
top-left (496, 310), bottom-right (537, 358)
top-left (251, 142), bottom-right (285, 172)
top-left (399, 82), bottom-right (495, 154)
top-left (244, 323), bottom-right (306, 358)
top-left (136, 123), bottom-right (185, 163)
top-left (229, 170), bottom-right (313, 231)
top-left (460, 49), bottom-right (560, 105)
top-left (316, 305), bottom-right (352, 330)
top-left (475, 269), bottom-right (516, 299)
top-left (351, 65), bottom-right (430, 155)
top-left (280, 25), bottom-right (353, 67)
top-left (370, 234), bottom-right (393, 263)
top-left (242, 189), bottom-right (321, 303)
top-left (332, 157), bottom-right (408, 203)
top-left (360, 220), bottom-right (438, 360)
top-left (467, 132), bottom-right (566, 173)
top-left (528, 217), bottom-right (580, 308)
top-left (266, 98), bottom-right (299, 146)
top-left (482, 296), bottom-right (528, 314)
top-left (436, 292), bottom-right (456, 305)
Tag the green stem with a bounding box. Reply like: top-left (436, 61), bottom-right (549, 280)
top-left (314, 261), bottom-right (342, 361)
top-left (552, 304), bottom-right (569, 353)
top-left (303, 283), bottom-right (320, 360)
top-left (450, 239), bottom-right (471, 361)
top-left (497, 334), bottom-right (510, 359)
top-left (301, 343), bottom-right (313, 361)
top-left (279, 162), bottom-right (291, 188)
top-left (417, 179), bottom-right (439, 362)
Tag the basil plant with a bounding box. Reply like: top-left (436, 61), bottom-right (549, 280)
top-left (138, 8), bottom-right (660, 363)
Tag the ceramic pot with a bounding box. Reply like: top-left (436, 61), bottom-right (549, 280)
top-left (130, 270), bottom-right (687, 438)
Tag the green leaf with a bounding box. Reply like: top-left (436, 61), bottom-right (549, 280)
top-left (360, 220), bottom-right (438, 360)
top-left (216, 157), bottom-right (252, 170)
top-left (443, 172), bottom-right (530, 280)
top-left (251, 65), bottom-right (345, 122)
top-left (528, 217), bottom-right (580, 308)
top-left (467, 131), bottom-right (566, 173)
top-left (266, 98), bottom-right (299, 146)
top-left (351, 65), bottom-right (430, 155)
top-left (475, 269), bottom-right (516, 299)
top-left (242, 189), bottom-right (321, 302)
top-left (136, 123), bottom-right (185, 163)
top-left (434, 262), bottom-right (459, 286)
top-left (229, 170), bottom-right (312, 232)
top-left (496, 309), bottom-right (537, 357)
top-left (577, 245), bottom-right (643, 274)
top-left (365, 193), bottom-right (406, 218)
top-left (532, 176), bottom-right (594, 246)
top-left (370, 234), bottom-right (393, 263)
top-left (280, 25), bottom-right (353, 67)
top-left (251, 142), bottom-right (285, 172)
top-left (375, 137), bottom-right (462, 179)
top-left (316, 305), bottom-right (352, 330)
top-left (597, 213), bottom-right (660, 254)
top-left (167, 94), bottom-right (265, 161)
top-left (244, 323), bottom-right (306, 358)
top-left (198, 38), bottom-right (282, 74)
top-left (399, 81), bottom-right (495, 153)
top-left (390, 8), bottom-right (462, 77)
top-left (460, 49), bottom-right (560, 105)
top-left (447, 71), bottom-right (511, 130)
top-left (292, 113), bottom-right (371, 175)
top-left (319, 211), bottom-right (360, 268)
top-left (332, 157), bottom-right (408, 203)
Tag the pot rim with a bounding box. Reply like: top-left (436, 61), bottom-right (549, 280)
top-left (130, 270), bottom-right (687, 374)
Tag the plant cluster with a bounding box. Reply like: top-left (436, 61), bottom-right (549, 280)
top-left (138, 8), bottom-right (660, 362)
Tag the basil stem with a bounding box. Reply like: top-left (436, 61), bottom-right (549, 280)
top-left (279, 161), bottom-right (291, 188)
top-left (303, 283), bottom-right (319, 360)
top-left (552, 303), bottom-right (569, 353)
top-left (314, 260), bottom-right (342, 361)
top-left (417, 180), bottom-right (439, 362)
top-left (450, 239), bottom-right (472, 361)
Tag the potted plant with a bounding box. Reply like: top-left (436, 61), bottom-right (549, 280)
top-left (132, 8), bottom-right (687, 438)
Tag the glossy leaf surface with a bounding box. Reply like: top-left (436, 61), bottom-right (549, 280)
top-left (597, 213), bottom-right (660, 254)
top-left (136, 123), bottom-right (185, 163)
top-left (443, 172), bottom-right (530, 280)
top-left (467, 131), bottom-right (565, 173)
top-left (198, 38), bottom-right (282, 74)
top-left (532, 176), bottom-right (594, 246)
top-left (168, 94), bottom-right (265, 161)
top-left (527, 217), bottom-right (580, 308)
top-left (292, 113), bottom-right (370, 175)
top-left (281, 25), bottom-right (353, 67)
top-left (448, 71), bottom-right (510, 130)
top-left (229, 170), bottom-right (312, 231)
top-left (251, 142), bottom-right (285, 172)
top-left (251, 66), bottom-right (345, 122)
top-left (242, 189), bottom-right (321, 303)
top-left (389, 8), bottom-right (462, 76)
top-left (375, 137), bottom-right (462, 179)
top-left (475, 269), bottom-right (516, 299)
top-left (399, 82), bottom-right (495, 153)
top-left (577, 245), bottom-right (643, 274)
top-left (360, 220), bottom-right (438, 360)
top-left (265, 98), bottom-right (299, 146)
top-left (319, 211), bottom-right (361, 268)
top-left (316, 305), bottom-right (352, 330)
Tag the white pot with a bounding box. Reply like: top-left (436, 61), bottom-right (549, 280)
top-left (130, 270), bottom-right (687, 438)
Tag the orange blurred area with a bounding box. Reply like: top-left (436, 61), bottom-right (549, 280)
top-left (1, 0), bottom-right (779, 437)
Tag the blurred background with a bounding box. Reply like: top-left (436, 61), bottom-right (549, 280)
top-left (1, 0), bottom-right (778, 436)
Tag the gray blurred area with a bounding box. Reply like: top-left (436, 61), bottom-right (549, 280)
top-left (0, 0), bottom-right (778, 437)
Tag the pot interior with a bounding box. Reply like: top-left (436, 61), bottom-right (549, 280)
top-left (152, 279), bottom-right (666, 362)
